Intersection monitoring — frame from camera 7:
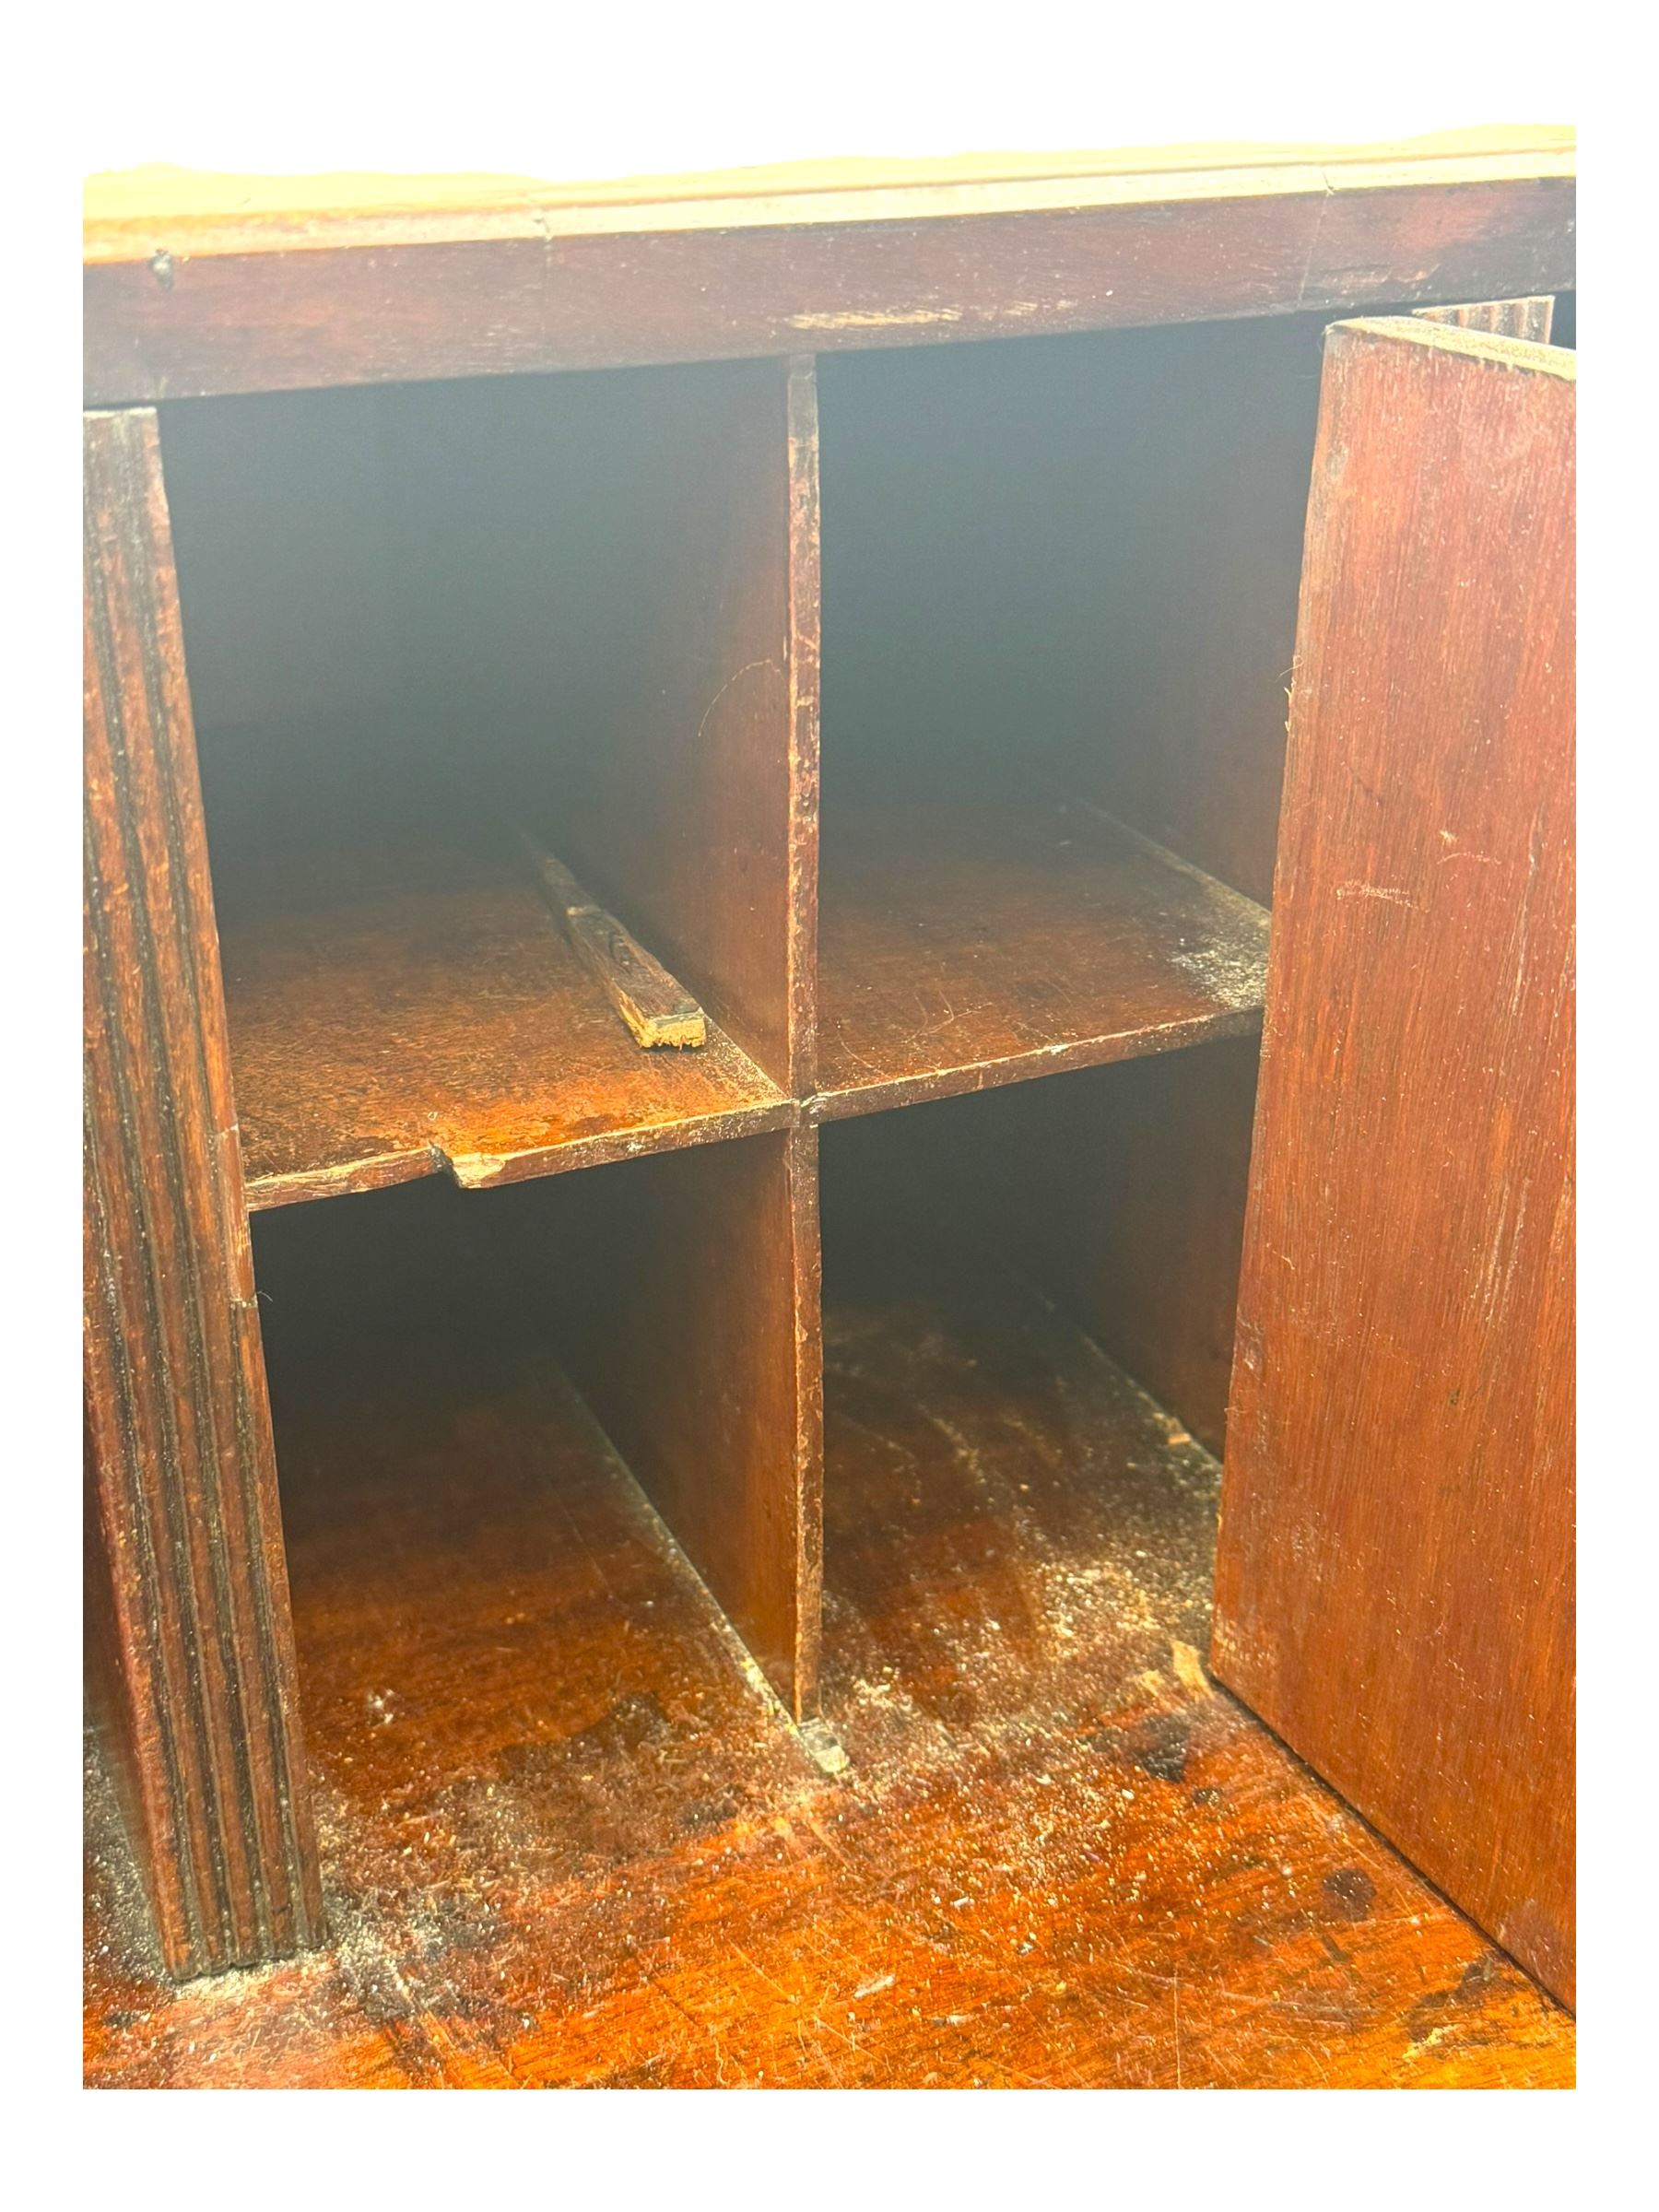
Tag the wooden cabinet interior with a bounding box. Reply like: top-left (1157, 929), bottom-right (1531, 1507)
top-left (140, 307), bottom-right (1324, 1845)
top-left (84, 159), bottom-right (1573, 2006)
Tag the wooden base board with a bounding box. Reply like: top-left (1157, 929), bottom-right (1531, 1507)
top-left (84, 1264), bottom-right (1572, 2088)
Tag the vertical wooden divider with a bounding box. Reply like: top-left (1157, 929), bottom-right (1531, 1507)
top-left (784, 355), bottom-right (825, 1714)
top-left (83, 409), bottom-right (324, 1977)
top-left (785, 355), bottom-right (822, 1100)
top-left (528, 354), bottom-right (826, 1718)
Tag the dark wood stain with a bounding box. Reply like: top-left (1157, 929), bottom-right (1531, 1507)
top-left (82, 408), bottom-right (322, 1977)
top-left (1213, 319), bottom-right (1575, 2008)
top-left (816, 790), bottom-right (1267, 1117)
top-left (218, 841), bottom-right (790, 1209)
top-left (81, 140), bottom-right (1574, 2072)
top-left (83, 174), bottom-right (1573, 404)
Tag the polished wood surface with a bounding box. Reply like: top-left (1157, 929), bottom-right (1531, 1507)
top-left (84, 1253), bottom-right (1572, 2086)
top-left (84, 142), bottom-right (1573, 402)
top-left (83, 409), bottom-right (322, 1976)
top-left (816, 793), bottom-right (1267, 1116)
top-left (1213, 318), bottom-right (1575, 2006)
top-left (218, 842), bottom-right (789, 1210)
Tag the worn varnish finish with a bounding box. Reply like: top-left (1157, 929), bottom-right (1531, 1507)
top-left (815, 792), bottom-right (1267, 1116)
top-left (83, 149), bottom-right (1573, 402)
top-left (218, 842), bottom-right (789, 1209)
top-left (1213, 320), bottom-right (1575, 2007)
top-left (84, 1253), bottom-right (1572, 2087)
top-left (784, 359), bottom-right (823, 1095)
top-left (84, 144), bottom-right (1576, 2018)
top-left (82, 409), bottom-right (323, 1977)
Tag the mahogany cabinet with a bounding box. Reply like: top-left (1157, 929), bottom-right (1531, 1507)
top-left (83, 139), bottom-right (1574, 1993)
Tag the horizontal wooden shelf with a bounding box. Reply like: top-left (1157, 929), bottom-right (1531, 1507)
top-left (218, 843), bottom-right (790, 1209)
top-left (814, 790), bottom-right (1270, 1116)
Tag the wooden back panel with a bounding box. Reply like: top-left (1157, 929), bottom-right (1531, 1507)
top-left (819, 1037), bottom-right (1259, 1457)
top-left (818, 312), bottom-right (1338, 902)
top-left (1212, 319), bottom-right (1575, 2005)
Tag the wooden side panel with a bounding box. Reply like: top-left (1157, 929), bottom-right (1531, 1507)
top-left (83, 409), bottom-right (323, 1977)
top-left (1212, 321), bottom-right (1574, 2004)
top-left (83, 173), bottom-right (1573, 404)
top-left (1015, 1040), bottom-right (1263, 1456)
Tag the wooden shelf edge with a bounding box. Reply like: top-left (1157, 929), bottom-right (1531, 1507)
top-left (808, 1004), bottom-right (1265, 1124)
top-left (243, 1095), bottom-right (798, 1213)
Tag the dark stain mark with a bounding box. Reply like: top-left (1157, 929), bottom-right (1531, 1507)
top-left (501, 1691), bottom-right (671, 1780)
top-left (1131, 1712), bottom-right (1192, 1783)
top-left (1322, 1866), bottom-right (1376, 1922)
top-left (1086, 1708), bottom-right (1192, 1783)
top-left (1405, 1951), bottom-right (1508, 2044)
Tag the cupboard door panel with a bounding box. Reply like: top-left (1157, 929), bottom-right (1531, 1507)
top-left (1212, 320), bottom-right (1574, 2006)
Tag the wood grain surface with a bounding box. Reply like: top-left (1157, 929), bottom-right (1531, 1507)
top-left (815, 790), bottom-right (1267, 1115)
top-left (84, 150), bottom-right (1573, 402)
top-left (83, 161), bottom-right (1577, 2025)
top-left (83, 409), bottom-right (323, 1977)
top-left (497, 1134), bottom-right (824, 1717)
top-left (84, 1253), bottom-right (1572, 2086)
top-left (217, 843), bottom-right (790, 1209)
top-left (1213, 319), bottom-right (1575, 2006)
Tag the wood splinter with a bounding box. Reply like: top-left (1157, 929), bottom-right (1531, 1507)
top-left (519, 834), bottom-right (707, 1048)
